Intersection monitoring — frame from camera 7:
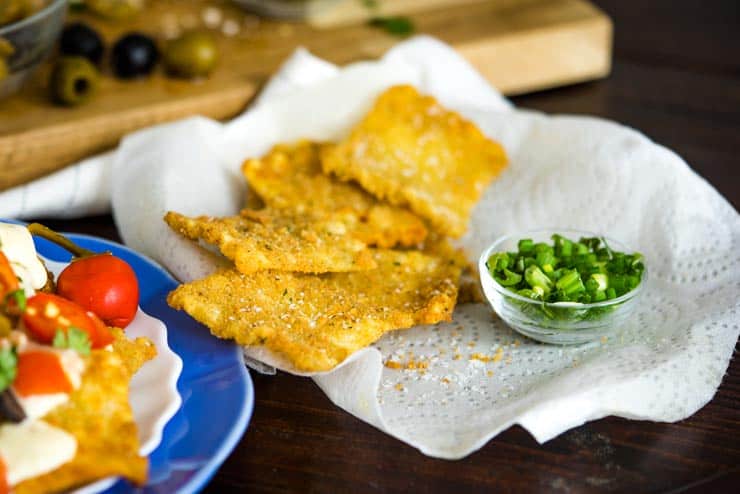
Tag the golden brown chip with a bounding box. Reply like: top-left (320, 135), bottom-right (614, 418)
top-left (244, 189), bottom-right (265, 210)
top-left (111, 327), bottom-right (158, 376)
top-left (165, 209), bottom-right (376, 274)
top-left (167, 250), bottom-right (461, 372)
top-left (243, 141), bottom-right (428, 248)
top-left (321, 85), bottom-right (508, 238)
top-left (15, 350), bottom-right (147, 494)
top-left (419, 233), bottom-right (482, 304)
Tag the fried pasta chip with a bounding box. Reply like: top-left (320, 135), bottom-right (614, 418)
top-left (243, 141), bottom-right (427, 248)
top-left (111, 327), bottom-right (158, 376)
top-left (167, 250), bottom-right (461, 372)
top-left (164, 209), bottom-right (376, 274)
top-left (419, 234), bottom-right (482, 304)
top-left (15, 349), bottom-right (148, 494)
top-left (321, 85), bottom-right (508, 238)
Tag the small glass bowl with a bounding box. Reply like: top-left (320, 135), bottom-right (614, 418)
top-left (0, 0), bottom-right (68, 100)
top-left (478, 228), bottom-right (647, 345)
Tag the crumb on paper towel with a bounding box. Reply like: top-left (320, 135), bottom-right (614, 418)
top-left (384, 356), bottom-right (430, 371)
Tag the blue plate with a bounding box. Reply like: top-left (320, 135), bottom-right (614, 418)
top-left (30, 229), bottom-right (254, 494)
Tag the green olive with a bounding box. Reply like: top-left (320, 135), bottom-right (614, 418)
top-left (50, 56), bottom-right (100, 106)
top-left (164, 31), bottom-right (218, 79)
top-left (0, 59), bottom-right (8, 83)
top-left (0, 38), bottom-right (14, 82)
top-left (0, 0), bottom-right (45, 27)
top-left (0, 38), bottom-right (13, 59)
top-left (86, 0), bottom-right (144, 20)
top-left (0, 0), bottom-right (26, 26)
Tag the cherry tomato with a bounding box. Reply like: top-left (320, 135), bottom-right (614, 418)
top-left (0, 456), bottom-right (7, 494)
top-left (57, 253), bottom-right (139, 328)
top-left (22, 293), bottom-right (114, 349)
top-left (13, 350), bottom-right (75, 397)
top-left (0, 251), bottom-right (19, 300)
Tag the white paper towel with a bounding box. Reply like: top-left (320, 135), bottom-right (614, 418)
top-left (3, 37), bottom-right (738, 459)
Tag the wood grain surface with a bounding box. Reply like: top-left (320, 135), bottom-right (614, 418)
top-left (0, 0), bottom-right (611, 191)
top-left (34, 0), bottom-right (740, 492)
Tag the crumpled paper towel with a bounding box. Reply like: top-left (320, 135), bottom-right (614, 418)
top-left (4, 36), bottom-right (739, 459)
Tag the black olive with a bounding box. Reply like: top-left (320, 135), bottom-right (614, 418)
top-left (0, 389), bottom-right (25, 423)
top-left (111, 33), bottom-right (158, 79)
top-left (60, 22), bottom-right (105, 65)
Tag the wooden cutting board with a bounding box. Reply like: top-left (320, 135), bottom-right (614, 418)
top-left (0, 0), bottom-right (611, 191)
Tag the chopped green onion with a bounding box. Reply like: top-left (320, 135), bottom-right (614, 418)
top-left (0, 347), bottom-right (17, 393)
top-left (525, 265), bottom-right (553, 293)
top-left (4, 289), bottom-right (26, 313)
top-left (487, 232), bottom-right (644, 320)
top-left (495, 268), bottom-right (522, 286)
top-left (53, 327), bottom-right (91, 355)
top-left (518, 238), bottom-right (534, 253)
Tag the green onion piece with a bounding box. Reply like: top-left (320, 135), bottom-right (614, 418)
top-left (592, 290), bottom-right (607, 302)
top-left (534, 242), bottom-right (551, 254)
top-left (518, 238), bottom-right (534, 253)
top-left (555, 269), bottom-right (585, 297)
top-left (4, 289), bottom-right (26, 313)
top-left (517, 288), bottom-right (541, 300)
top-left (53, 328), bottom-right (91, 356)
top-left (515, 257), bottom-right (525, 272)
top-left (536, 250), bottom-right (556, 268)
top-left (560, 238), bottom-right (573, 257)
top-left (525, 265), bottom-right (553, 293)
top-left (590, 273), bottom-right (608, 292)
top-left (495, 269), bottom-right (522, 287)
top-left (0, 347), bottom-right (17, 393)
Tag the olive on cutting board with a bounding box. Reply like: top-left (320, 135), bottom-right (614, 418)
top-left (111, 33), bottom-right (158, 79)
top-left (60, 22), bottom-right (105, 65)
top-left (163, 31), bottom-right (218, 79)
top-left (0, 38), bottom-right (14, 83)
top-left (85, 0), bottom-right (144, 20)
top-left (50, 56), bottom-right (100, 106)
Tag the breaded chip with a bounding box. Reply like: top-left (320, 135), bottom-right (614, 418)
top-left (165, 209), bottom-right (376, 274)
top-left (167, 250), bottom-right (461, 372)
top-left (15, 350), bottom-right (147, 494)
top-left (243, 141), bottom-right (427, 248)
top-left (420, 234), bottom-right (482, 304)
top-left (321, 85), bottom-right (508, 238)
top-left (111, 327), bottom-right (158, 376)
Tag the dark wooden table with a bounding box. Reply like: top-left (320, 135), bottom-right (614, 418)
top-left (36, 1), bottom-right (739, 492)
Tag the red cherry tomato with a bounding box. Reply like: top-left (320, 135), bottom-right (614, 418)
top-left (0, 456), bottom-right (7, 494)
top-left (56, 254), bottom-right (139, 328)
top-left (0, 251), bottom-right (19, 300)
top-left (22, 293), bottom-right (114, 349)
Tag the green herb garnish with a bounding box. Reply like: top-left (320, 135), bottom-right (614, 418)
top-left (0, 347), bottom-right (17, 393)
top-left (53, 327), bottom-right (91, 355)
top-left (369, 16), bottom-right (415, 36)
top-left (487, 234), bottom-right (645, 321)
top-left (4, 289), bottom-right (26, 313)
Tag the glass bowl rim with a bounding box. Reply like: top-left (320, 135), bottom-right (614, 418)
top-left (0, 0), bottom-right (68, 36)
top-left (478, 227), bottom-right (648, 309)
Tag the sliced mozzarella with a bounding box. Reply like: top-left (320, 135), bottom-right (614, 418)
top-left (0, 223), bottom-right (48, 291)
top-left (0, 420), bottom-right (77, 486)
